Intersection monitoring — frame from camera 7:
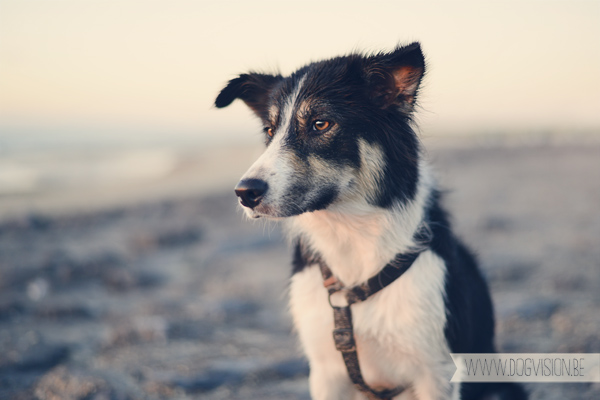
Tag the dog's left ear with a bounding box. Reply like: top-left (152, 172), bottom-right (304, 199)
top-left (365, 42), bottom-right (426, 111)
top-left (215, 73), bottom-right (282, 119)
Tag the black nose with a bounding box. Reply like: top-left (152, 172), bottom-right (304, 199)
top-left (234, 179), bottom-right (268, 209)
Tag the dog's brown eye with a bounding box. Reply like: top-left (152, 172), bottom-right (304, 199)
top-left (313, 120), bottom-right (330, 132)
top-left (266, 128), bottom-right (274, 137)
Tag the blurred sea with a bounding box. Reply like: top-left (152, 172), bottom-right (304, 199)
top-left (0, 131), bottom-right (262, 218)
top-left (0, 146), bottom-right (177, 195)
top-left (0, 131), bottom-right (219, 194)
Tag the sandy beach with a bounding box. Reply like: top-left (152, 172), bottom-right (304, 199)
top-left (0, 136), bottom-right (599, 399)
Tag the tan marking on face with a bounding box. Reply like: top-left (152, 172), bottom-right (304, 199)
top-left (296, 98), bottom-right (314, 131)
top-left (268, 104), bottom-right (279, 126)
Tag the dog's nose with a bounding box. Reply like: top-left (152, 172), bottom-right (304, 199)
top-left (234, 179), bottom-right (268, 209)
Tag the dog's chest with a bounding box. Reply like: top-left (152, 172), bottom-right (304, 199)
top-left (289, 251), bottom-right (451, 388)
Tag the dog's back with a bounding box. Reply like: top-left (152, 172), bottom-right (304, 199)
top-left (216, 43), bottom-right (527, 400)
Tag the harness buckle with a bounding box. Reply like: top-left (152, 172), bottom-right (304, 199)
top-left (328, 288), bottom-right (349, 308)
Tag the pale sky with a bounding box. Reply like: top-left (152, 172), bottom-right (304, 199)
top-left (1, 0), bottom-right (599, 147)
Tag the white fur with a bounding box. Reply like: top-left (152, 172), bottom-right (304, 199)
top-left (287, 158), bottom-right (458, 400)
top-left (238, 75), bottom-right (307, 219)
top-left (287, 158), bottom-right (435, 286)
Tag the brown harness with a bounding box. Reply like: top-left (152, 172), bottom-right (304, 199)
top-left (318, 249), bottom-right (425, 400)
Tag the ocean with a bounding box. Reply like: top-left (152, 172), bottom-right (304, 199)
top-left (0, 130), bottom-right (261, 218)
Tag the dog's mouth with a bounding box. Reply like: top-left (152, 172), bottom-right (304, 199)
top-left (240, 202), bottom-right (276, 219)
top-left (237, 199), bottom-right (301, 220)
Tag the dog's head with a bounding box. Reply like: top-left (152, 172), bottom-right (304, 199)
top-left (215, 43), bottom-right (425, 219)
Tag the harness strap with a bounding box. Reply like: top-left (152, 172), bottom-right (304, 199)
top-left (319, 248), bottom-right (425, 400)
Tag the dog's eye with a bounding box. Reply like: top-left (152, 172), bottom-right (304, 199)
top-left (265, 127), bottom-right (274, 137)
top-left (312, 120), bottom-right (331, 132)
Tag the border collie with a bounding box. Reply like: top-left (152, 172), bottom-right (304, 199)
top-left (215, 43), bottom-right (527, 400)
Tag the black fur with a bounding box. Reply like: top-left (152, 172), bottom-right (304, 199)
top-left (425, 191), bottom-right (527, 399)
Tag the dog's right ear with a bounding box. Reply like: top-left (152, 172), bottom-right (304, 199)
top-left (364, 42), bottom-right (426, 112)
top-left (215, 73), bottom-right (282, 119)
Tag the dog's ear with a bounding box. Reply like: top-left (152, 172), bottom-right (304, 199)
top-left (215, 73), bottom-right (282, 119)
top-left (365, 42), bottom-right (426, 111)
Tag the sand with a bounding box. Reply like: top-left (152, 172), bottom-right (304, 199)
top-left (0, 137), bottom-right (598, 399)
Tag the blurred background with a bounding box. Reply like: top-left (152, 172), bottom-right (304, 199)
top-left (1, 0), bottom-right (599, 214)
top-left (0, 1), bottom-right (599, 399)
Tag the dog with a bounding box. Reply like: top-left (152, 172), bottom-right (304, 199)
top-left (215, 43), bottom-right (527, 400)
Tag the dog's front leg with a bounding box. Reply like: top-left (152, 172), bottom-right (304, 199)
top-left (308, 362), bottom-right (359, 400)
top-left (310, 365), bottom-right (427, 400)
top-left (291, 267), bottom-right (358, 399)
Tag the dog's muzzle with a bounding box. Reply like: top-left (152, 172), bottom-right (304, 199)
top-left (234, 179), bottom-right (268, 209)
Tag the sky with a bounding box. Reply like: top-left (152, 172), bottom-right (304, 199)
top-left (1, 0), bottom-right (599, 148)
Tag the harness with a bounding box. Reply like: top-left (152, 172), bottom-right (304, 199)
top-left (318, 248), bottom-right (426, 400)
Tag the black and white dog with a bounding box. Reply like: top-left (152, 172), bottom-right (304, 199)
top-left (215, 43), bottom-right (526, 400)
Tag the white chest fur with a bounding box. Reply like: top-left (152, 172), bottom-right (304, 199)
top-left (289, 250), bottom-right (455, 400)
top-left (285, 162), bottom-right (458, 399)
